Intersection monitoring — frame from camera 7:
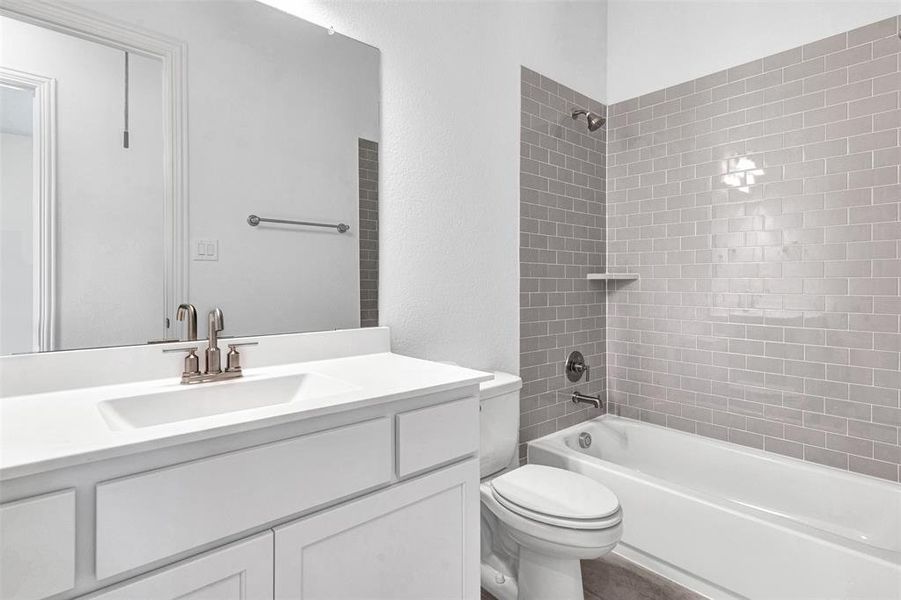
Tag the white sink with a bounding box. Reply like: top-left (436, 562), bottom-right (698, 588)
top-left (97, 373), bottom-right (358, 431)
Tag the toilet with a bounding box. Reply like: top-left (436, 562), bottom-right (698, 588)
top-left (479, 372), bottom-right (623, 600)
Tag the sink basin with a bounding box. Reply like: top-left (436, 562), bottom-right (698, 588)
top-left (98, 373), bottom-right (358, 431)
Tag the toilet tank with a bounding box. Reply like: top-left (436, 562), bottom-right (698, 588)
top-left (479, 372), bottom-right (522, 478)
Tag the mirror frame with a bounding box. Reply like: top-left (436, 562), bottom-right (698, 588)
top-left (0, 0), bottom-right (189, 347)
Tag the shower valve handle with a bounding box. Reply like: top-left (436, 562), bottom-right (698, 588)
top-left (565, 351), bottom-right (590, 383)
top-left (578, 363), bottom-right (591, 382)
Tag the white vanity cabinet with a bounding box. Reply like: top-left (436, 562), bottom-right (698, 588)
top-left (0, 383), bottom-right (483, 600)
top-left (274, 459), bottom-right (478, 600)
top-left (77, 459), bottom-right (477, 600)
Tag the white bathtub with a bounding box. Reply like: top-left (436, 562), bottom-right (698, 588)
top-left (528, 415), bottom-right (901, 600)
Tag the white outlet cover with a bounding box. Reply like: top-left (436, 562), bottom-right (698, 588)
top-left (192, 239), bottom-right (219, 261)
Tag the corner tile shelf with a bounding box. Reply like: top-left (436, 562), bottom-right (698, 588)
top-left (586, 273), bottom-right (639, 281)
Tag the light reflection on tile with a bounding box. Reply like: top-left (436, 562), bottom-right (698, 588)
top-left (606, 16), bottom-right (901, 482)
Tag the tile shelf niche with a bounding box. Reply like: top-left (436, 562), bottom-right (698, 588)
top-left (586, 273), bottom-right (639, 281)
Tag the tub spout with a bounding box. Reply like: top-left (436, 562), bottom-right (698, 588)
top-left (572, 391), bottom-right (604, 410)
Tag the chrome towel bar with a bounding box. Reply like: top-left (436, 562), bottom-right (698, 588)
top-left (246, 214), bottom-right (350, 233)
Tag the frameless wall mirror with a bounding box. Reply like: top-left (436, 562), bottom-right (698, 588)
top-left (0, 0), bottom-right (380, 355)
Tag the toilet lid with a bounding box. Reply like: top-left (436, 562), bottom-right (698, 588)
top-left (490, 464), bottom-right (620, 521)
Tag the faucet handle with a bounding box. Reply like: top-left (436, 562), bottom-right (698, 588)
top-left (163, 346), bottom-right (199, 354)
top-left (225, 342), bottom-right (258, 373)
top-left (164, 346), bottom-right (201, 376)
top-left (565, 351), bottom-right (590, 383)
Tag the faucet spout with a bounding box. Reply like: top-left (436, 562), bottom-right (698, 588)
top-left (572, 391), bottom-right (604, 410)
top-left (176, 303), bottom-right (198, 340)
top-left (206, 308), bottom-right (224, 373)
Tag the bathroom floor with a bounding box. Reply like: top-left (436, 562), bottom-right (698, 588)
top-left (481, 554), bottom-right (706, 600)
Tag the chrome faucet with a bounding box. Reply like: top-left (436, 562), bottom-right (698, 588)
top-left (206, 308), bottom-right (224, 374)
top-left (572, 391), bottom-right (604, 410)
top-left (176, 303), bottom-right (198, 341)
top-left (164, 307), bottom-right (257, 384)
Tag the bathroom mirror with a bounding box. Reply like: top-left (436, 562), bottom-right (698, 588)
top-left (0, 0), bottom-right (380, 355)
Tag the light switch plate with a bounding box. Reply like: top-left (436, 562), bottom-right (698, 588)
top-left (192, 239), bottom-right (219, 261)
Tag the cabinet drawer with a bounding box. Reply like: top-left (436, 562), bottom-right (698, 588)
top-left (0, 489), bottom-right (75, 600)
top-left (96, 418), bottom-right (392, 579)
top-left (396, 397), bottom-right (478, 477)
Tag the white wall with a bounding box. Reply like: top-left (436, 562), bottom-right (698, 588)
top-left (261, 0), bottom-right (608, 372)
top-left (607, 0), bottom-right (901, 103)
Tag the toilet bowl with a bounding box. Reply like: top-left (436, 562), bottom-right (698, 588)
top-left (478, 372), bottom-right (622, 600)
top-left (481, 464), bottom-right (622, 600)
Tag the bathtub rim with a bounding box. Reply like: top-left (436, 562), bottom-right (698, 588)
top-left (527, 414), bottom-right (901, 567)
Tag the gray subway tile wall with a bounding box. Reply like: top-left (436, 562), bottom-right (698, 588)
top-left (606, 16), bottom-right (901, 482)
top-left (358, 139), bottom-right (379, 328)
top-left (519, 67), bottom-right (607, 460)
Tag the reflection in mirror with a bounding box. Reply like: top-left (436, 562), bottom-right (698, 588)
top-left (1, 59), bottom-right (58, 356)
top-left (0, 84), bottom-right (36, 355)
top-left (0, 0), bottom-right (380, 355)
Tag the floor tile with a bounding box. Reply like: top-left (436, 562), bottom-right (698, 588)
top-left (480, 554), bottom-right (706, 600)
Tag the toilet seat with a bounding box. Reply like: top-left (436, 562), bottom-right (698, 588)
top-left (489, 465), bottom-right (621, 530)
top-left (492, 490), bottom-right (622, 530)
top-left (480, 482), bottom-right (623, 556)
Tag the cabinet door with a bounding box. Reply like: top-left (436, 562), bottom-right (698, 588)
top-left (274, 459), bottom-right (479, 600)
top-left (83, 532), bottom-right (273, 600)
top-left (0, 490), bottom-right (75, 600)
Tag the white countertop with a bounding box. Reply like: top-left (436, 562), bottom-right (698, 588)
top-left (0, 352), bottom-right (491, 480)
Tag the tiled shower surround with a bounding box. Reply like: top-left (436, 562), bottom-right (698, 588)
top-left (605, 17), bottom-right (901, 481)
top-left (519, 67), bottom-right (607, 460)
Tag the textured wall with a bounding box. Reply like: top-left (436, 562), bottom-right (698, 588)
top-left (359, 139), bottom-right (379, 328)
top-left (606, 16), bottom-right (901, 482)
top-left (519, 67), bottom-right (607, 460)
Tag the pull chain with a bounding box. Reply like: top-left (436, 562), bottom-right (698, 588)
top-left (123, 51), bottom-right (129, 148)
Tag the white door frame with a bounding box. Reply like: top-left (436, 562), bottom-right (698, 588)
top-left (0, 0), bottom-right (189, 345)
top-left (0, 67), bottom-right (57, 351)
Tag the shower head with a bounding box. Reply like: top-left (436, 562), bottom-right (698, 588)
top-left (572, 108), bottom-right (605, 131)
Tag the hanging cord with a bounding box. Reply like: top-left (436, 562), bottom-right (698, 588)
top-left (123, 51), bottom-right (129, 148)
